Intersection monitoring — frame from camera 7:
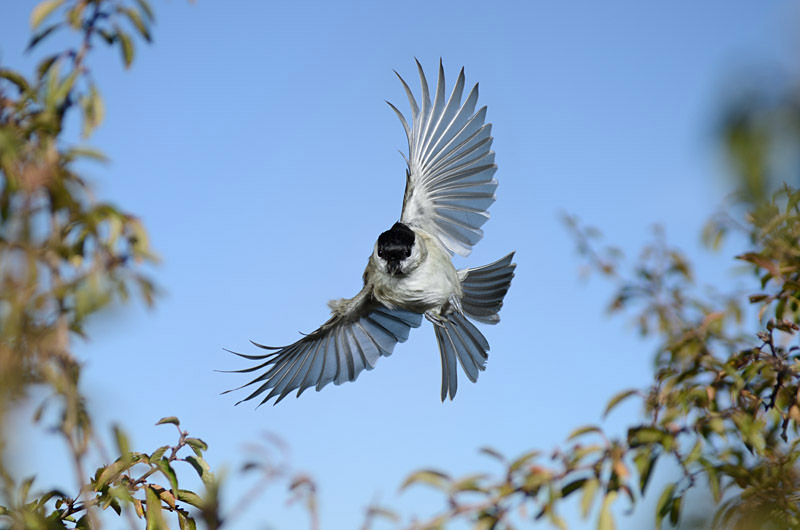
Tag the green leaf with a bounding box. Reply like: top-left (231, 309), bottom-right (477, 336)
top-left (478, 446), bottom-right (505, 461)
top-left (684, 439), bottom-right (703, 465)
top-left (156, 416), bottom-right (180, 426)
top-left (135, 0), bottom-right (156, 21)
top-left (0, 69), bottom-right (31, 93)
top-left (366, 506), bottom-right (400, 523)
top-left (655, 483), bottom-right (676, 529)
top-left (31, 0), bottom-right (64, 29)
top-left (178, 511), bottom-right (197, 530)
top-left (33, 488), bottom-right (67, 508)
top-left (705, 463), bottom-right (721, 503)
top-left (26, 23), bottom-right (62, 51)
top-left (508, 450), bottom-right (540, 472)
top-left (669, 494), bottom-right (682, 526)
top-left (604, 389), bottom-right (639, 417)
top-left (627, 426), bottom-right (671, 448)
top-left (185, 437), bottom-right (208, 456)
top-left (176, 489), bottom-right (204, 509)
top-left (400, 469), bottom-right (450, 492)
top-left (65, 147), bottom-right (109, 163)
top-left (98, 29), bottom-right (116, 44)
top-left (120, 7), bottom-right (151, 42)
top-left (80, 83), bottom-right (105, 138)
top-left (20, 476), bottom-right (34, 501)
top-left (149, 445), bottom-right (169, 464)
top-left (145, 485), bottom-right (167, 530)
top-left (36, 54), bottom-right (60, 80)
top-left (633, 451), bottom-right (658, 495)
top-left (568, 425), bottom-right (602, 440)
top-left (155, 458), bottom-right (179, 494)
top-left (117, 29), bottom-right (134, 68)
top-left (581, 478), bottom-right (599, 518)
top-left (598, 491), bottom-right (616, 530)
top-left (561, 478), bottom-right (587, 498)
top-left (112, 424), bottom-right (130, 458)
top-left (53, 68), bottom-right (78, 105)
top-left (184, 455), bottom-right (214, 487)
top-left (95, 460), bottom-right (129, 489)
top-left (450, 474), bottom-right (488, 493)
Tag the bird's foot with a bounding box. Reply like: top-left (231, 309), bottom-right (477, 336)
top-left (424, 311), bottom-right (448, 328)
top-left (449, 295), bottom-right (464, 316)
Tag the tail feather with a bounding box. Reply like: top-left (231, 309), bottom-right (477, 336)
top-left (460, 251), bottom-right (516, 324)
top-left (433, 252), bottom-right (516, 400)
top-left (433, 312), bottom-right (489, 400)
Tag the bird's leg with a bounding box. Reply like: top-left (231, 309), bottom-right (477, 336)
top-left (425, 296), bottom-right (464, 327)
top-left (424, 310), bottom-right (448, 328)
top-left (448, 295), bottom-right (464, 316)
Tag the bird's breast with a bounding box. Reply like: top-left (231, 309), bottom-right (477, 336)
top-left (371, 240), bottom-right (461, 313)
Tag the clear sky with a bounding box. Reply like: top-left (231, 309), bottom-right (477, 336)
top-left (3, 1), bottom-right (799, 528)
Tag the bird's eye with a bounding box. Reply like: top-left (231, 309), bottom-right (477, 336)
top-left (405, 249), bottom-right (411, 257)
top-left (378, 249), bottom-right (383, 258)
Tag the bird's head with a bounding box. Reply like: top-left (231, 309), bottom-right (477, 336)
top-left (374, 222), bottom-right (423, 276)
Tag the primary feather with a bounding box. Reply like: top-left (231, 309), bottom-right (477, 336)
top-left (392, 59), bottom-right (498, 257)
top-left (223, 290), bottom-right (422, 406)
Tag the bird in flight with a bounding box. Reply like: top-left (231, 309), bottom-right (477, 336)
top-left (226, 60), bottom-right (515, 405)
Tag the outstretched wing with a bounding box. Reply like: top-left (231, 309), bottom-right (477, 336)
top-left (389, 59), bottom-right (498, 257)
top-left (224, 291), bottom-right (423, 406)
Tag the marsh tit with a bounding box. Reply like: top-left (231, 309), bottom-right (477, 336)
top-left (226, 60), bottom-right (516, 405)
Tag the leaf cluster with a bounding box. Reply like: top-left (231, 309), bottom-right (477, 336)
top-left (0, 418), bottom-right (216, 530)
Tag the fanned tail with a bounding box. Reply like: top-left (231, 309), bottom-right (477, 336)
top-left (433, 251), bottom-right (516, 400)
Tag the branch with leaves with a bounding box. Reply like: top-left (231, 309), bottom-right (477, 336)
top-left (380, 184), bottom-right (800, 530)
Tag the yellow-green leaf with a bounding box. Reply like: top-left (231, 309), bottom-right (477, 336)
top-left (669, 495), bottom-right (682, 526)
top-left (121, 7), bottom-right (151, 42)
top-left (655, 483), bottom-right (676, 528)
top-left (135, 0), bottom-right (155, 21)
top-left (145, 485), bottom-right (167, 530)
top-left (598, 491), bottom-right (616, 530)
top-left (581, 478), bottom-right (599, 518)
top-left (604, 389), bottom-right (639, 417)
top-left (509, 450), bottom-right (541, 472)
top-left (31, 0), bottom-right (63, 29)
top-left (176, 489), bottom-right (204, 509)
top-left (26, 23), bottom-right (62, 51)
top-left (178, 511), bottom-right (197, 530)
top-left (185, 437), bottom-right (208, 456)
top-left (185, 455), bottom-right (215, 487)
top-left (400, 469), bottom-right (450, 491)
top-left (568, 425), bottom-right (602, 440)
top-left (0, 70), bottom-right (30, 93)
top-left (118, 30), bottom-right (134, 68)
top-left (478, 446), bottom-right (505, 461)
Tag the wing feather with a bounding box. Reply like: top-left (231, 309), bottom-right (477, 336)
top-left (225, 290), bottom-right (423, 406)
top-left (393, 61), bottom-right (498, 256)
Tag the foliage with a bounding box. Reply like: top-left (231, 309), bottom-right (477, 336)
top-left (0, 2), bottom-right (315, 529)
top-left (5, 2), bottom-right (800, 530)
top-left (384, 85), bottom-right (800, 528)
top-left (1, 0), bottom-right (161, 526)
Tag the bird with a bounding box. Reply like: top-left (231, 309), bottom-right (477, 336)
top-left (225, 60), bottom-right (516, 406)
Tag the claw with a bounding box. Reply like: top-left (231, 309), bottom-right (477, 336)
top-left (425, 311), bottom-right (448, 328)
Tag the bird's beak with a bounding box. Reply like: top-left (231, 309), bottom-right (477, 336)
top-left (387, 260), bottom-right (402, 275)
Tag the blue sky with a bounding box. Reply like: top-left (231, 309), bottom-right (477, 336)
top-left (3, 1), bottom-right (799, 528)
